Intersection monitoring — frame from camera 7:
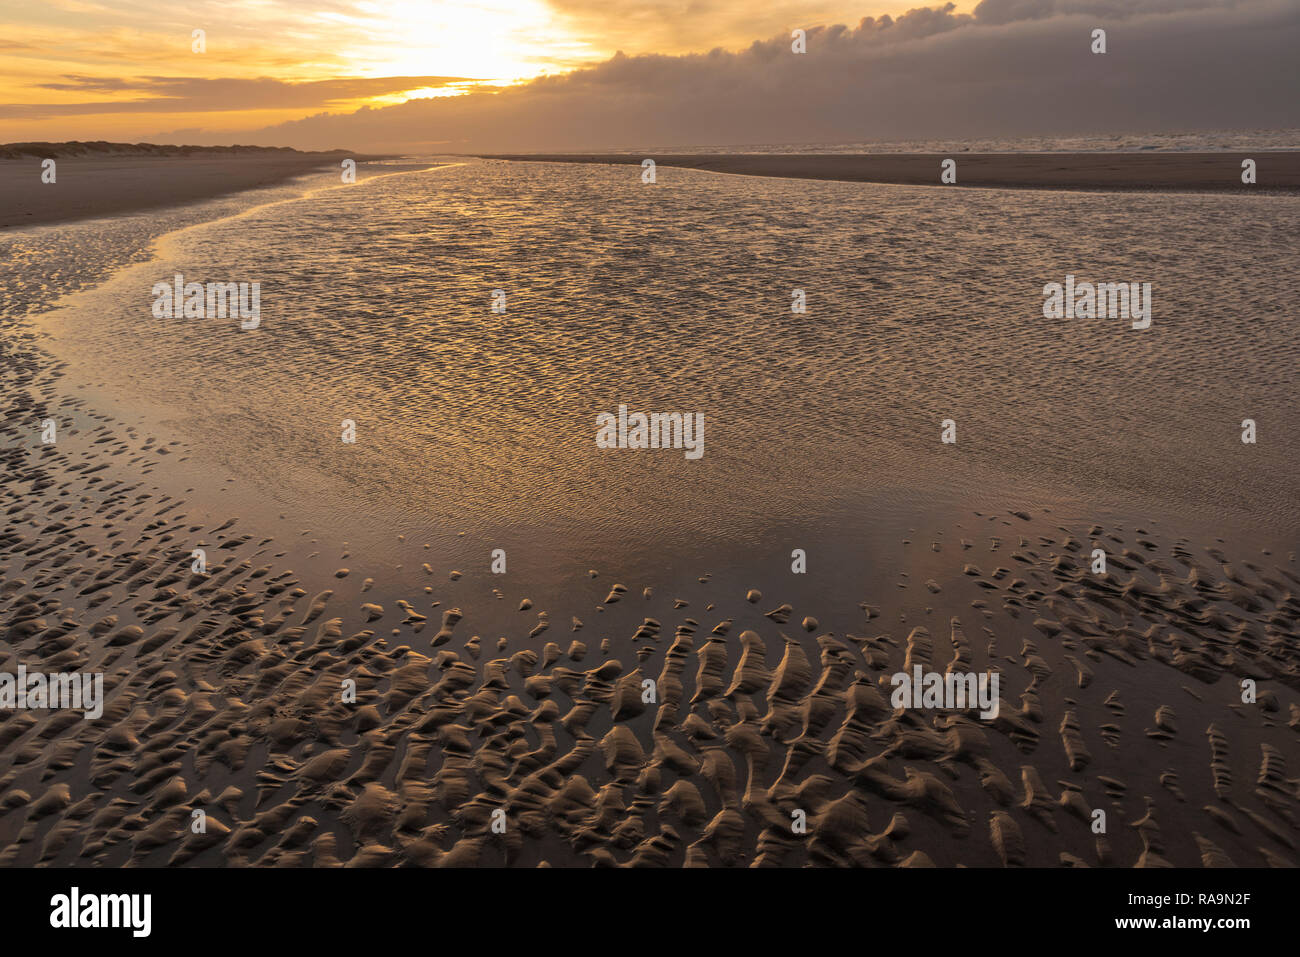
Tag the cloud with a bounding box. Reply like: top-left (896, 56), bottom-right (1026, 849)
top-left (0, 75), bottom-right (484, 118)
top-left (197, 0), bottom-right (1298, 152)
top-left (969, 0), bottom-right (1229, 24)
top-left (542, 0), bottom-right (872, 54)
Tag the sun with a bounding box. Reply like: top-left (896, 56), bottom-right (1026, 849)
top-left (344, 0), bottom-right (585, 84)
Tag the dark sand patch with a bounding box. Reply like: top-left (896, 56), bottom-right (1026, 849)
top-left (0, 152), bottom-right (361, 229)
top-left (476, 152), bottom-right (1300, 192)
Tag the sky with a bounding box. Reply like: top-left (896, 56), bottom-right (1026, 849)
top-left (2, 0), bottom-right (1297, 151)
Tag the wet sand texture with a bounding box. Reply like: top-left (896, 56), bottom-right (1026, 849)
top-left (1, 153), bottom-right (1297, 868)
top-left (1, 345), bottom-right (1297, 868)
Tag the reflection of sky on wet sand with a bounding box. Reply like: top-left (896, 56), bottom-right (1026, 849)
top-left (24, 159), bottom-right (1300, 572)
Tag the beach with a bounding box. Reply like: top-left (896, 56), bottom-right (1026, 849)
top-left (1, 156), bottom-right (1297, 868)
top-left (0, 148), bottom-right (365, 229)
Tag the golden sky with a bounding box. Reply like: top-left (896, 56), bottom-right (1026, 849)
top-left (0, 0), bottom-right (963, 142)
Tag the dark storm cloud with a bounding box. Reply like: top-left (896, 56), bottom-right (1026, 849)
top-left (204, 0), bottom-right (1300, 151)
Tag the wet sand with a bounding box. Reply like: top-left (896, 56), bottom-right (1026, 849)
top-left (1, 159), bottom-right (1297, 868)
top-left (0, 151), bottom-right (360, 229)
top-left (476, 151), bottom-right (1300, 192)
top-left (1, 332), bottom-right (1296, 865)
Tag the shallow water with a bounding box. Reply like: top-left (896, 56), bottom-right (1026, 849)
top-left (15, 159), bottom-right (1300, 574)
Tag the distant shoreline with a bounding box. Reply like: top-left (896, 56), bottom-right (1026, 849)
top-left (0, 145), bottom-right (391, 230)
top-left (7, 148), bottom-right (1295, 230)
top-left (473, 151), bottom-right (1300, 192)
top-left (0, 141), bottom-right (361, 161)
